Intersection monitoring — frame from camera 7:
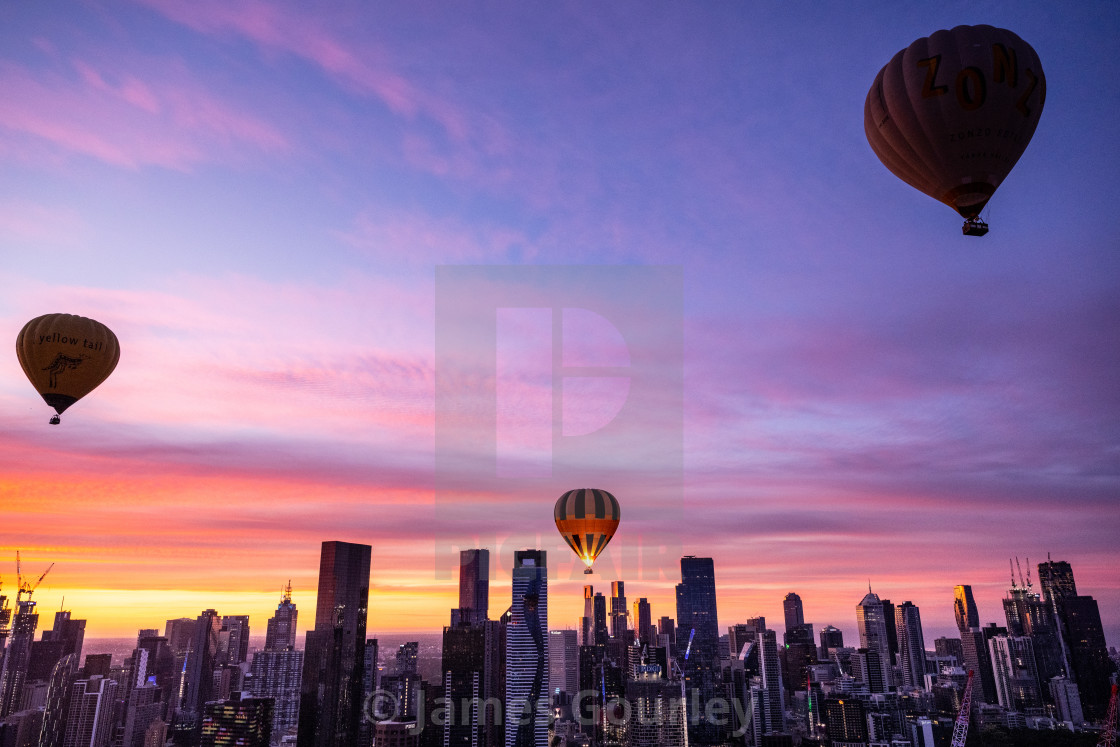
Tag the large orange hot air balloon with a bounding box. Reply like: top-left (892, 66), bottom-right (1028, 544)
top-left (865, 25), bottom-right (1046, 235)
top-left (554, 488), bottom-right (620, 574)
top-left (16, 314), bottom-right (120, 424)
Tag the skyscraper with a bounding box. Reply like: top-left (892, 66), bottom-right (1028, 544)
top-left (265, 582), bottom-right (298, 652)
top-left (459, 549), bottom-right (490, 623)
top-left (1061, 595), bottom-right (1115, 720)
top-left (819, 625), bottom-right (844, 659)
top-left (894, 601), bottom-right (927, 690)
top-left (298, 541), bottom-right (371, 747)
top-left (954, 584), bottom-right (997, 704)
top-left (675, 556), bottom-right (720, 745)
top-left (783, 593), bottom-right (804, 633)
top-left (506, 550), bottom-right (547, 747)
top-left (547, 630), bottom-right (578, 697)
top-left (200, 695), bottom-right (273, 747)
top-left (580, 586), bottom-right (594, 647)
top-left (609, 582), bottom-right (627, 640)
top-left (218, 615), bottom-right (251, 667)
top-left (855, 588), bottom-right (893, 692)
top-left (0, 598), bottom-right (38, 718)
top-left (750, 628), bottom-right (785, 744)
top-left (62, 676), bottom-right (119, 747)
top-left (632, 598), bottom-right (653, 646)
top-left (1037, 559), bottom-right (1077, 606)
top-left (989, 635), bottom-right (1043, 711)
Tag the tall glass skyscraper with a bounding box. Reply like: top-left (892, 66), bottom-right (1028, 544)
top-left (783, 592), bottom-right (804, 632)
top-left (506, 550), bottom-right (547, 747)
top-left (894, 601), bottom-right (927, 690)
top-left (855, 588), bottom-right (893, 692)
top-left (459, 549), bottom-right (490, 623)
top-left (675, 556), bottom-right (720, 745)
top-left (298, 540), bottom-right (370, 747)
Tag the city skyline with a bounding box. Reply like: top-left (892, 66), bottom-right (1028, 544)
top-left (1, 0), bottom-right (1118, 661)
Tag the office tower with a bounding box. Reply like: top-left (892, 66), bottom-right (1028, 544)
top-left (444, 549), bottom-right (504, 747)
top-left (298, 541), bottom-right (371, 747)
top-left (217, 616), bottom-right (250, 667)
top-left (0, 598), bottom-right (38, 718)
top-left (548, 630), bottom-right (578, 697)
top-left (781, 623), bottom-right (815, 696)
top-left (989, 635), bottom-right (1042, 711)
top-left (395, 642), bottom-right (419, 676)
top-left (880, 598), bottom-right (898, 667)
top-left (0, 707), bottom-right (44, 747)
top-left (580, 586), bottom-right (594, 646)
top-left (783, 593), bottom-right (804, 632)
top-left (749, 628), bottom-right (785, 745)
top-left (1049, 676), bottom-right (1084, 725)
top-left (659, 617), bottom-right (675, 650)
top-left (675, 556), bottom-right (720, 745)
top-left (41, 610), bottom-right (86, 663)
top-left (592, 594), bottom-right (609, 647)
top-left (632, 598), bottom-right (653, 646)
top-left (934, 637), bottom-right (964, 667)
top-left (953, 585), bottom-right (997, 704)
top-left (895, 602), bottom-right (927, 690)
top-left (443, 622), bottom-right (485, 747)
top-left (249, 647), bottom-right (303, 741)
top-left (265, 583), bottom-right (298, 652)
top-left (459, 549), bottom-right (490, 623)
top-left (164, 619), bottom-right (197, 659)
top-left (175, 608), bottom-right (221, 739)
top-left (822, 697), bottom-right (868, 744)
top-left (609, 582), bottom-right (627, 640)
top-left (624, 668), bottom-right (685, 747)
top-left (121, 685), bottom-right (163, 747)
top-left (40, 654), bottom-right (79, 747)
top-left (1038, 558), bottom-right (1077, 605)
top-left (1002, 577), bottom-right (1064, 686)
top-left (505, 550), bottom-right (548, 747)
top-left (819, 625), bottom-right (843, 659)
top-left (727, 624), bottom-right (757, 662)
top-left (200, 695), bottom-right (272, 747)
top-left (62, 676), bottom-right (119, 747)
top-left (855, 588), bottom-right (893, 691)
top-left (1061, 595), bottom-right (1114, 720)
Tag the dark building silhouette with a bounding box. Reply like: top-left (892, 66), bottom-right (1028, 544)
top-left (298, 541), bottom-right (370, 747)
top-left (675, 556), bottom-right (720, 745)
top-left (1061, 595), bottom-right (1115, 721)
top-left (0, 599), bottom-right (38, 718)
top-left (954, 585), bottom-right (997, 704)
top-left (822, 697), bottom-right (868, 743)
top-left (171, 609), bottom-right (220, 746)
top-left (783, 593), bottom-right (804, 633)
top-left (458, 549), bottom-right (489, 623)
top-left (1038, 559), bottom-right (1077, 606)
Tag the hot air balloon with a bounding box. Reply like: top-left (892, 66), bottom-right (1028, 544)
top-left (864, 25), bottom-right (1046, 236)
top-left (16, 314), bottom-right (120, 424)
top-left (554, 488), bottom-right (620, 574)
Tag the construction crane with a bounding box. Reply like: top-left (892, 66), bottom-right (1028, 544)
top-left (1098, 684), bottom-right (1118, 747)
top-left (950, 670), bottom-right (975, 747)
top-left (15, 551), bottom-right (54, 604)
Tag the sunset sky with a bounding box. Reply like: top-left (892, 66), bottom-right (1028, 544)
top-left (1, 2), bottom-right (1117, 647)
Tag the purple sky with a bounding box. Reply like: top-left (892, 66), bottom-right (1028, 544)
top-left (1, 2), bottom-right (1117, 642)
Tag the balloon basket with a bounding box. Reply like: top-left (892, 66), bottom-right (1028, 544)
top-left (49, 415), bottom-right (60, 425)
top-left (962, 218), bottom-right (989, 237)
top-left (584, 568), bottom-right (593, 575)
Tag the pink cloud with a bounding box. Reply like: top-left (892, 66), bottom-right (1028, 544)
top-left (0, 57), bottom-right (287, 170)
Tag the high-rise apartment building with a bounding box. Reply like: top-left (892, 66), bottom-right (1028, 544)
top-left (895, 602), bottom-right (927, 690)
top-left (249, 647), bottom-right (303, 741)
top-left (783, 593), bottom-right (804, 632)
top-left (675, 556), bottom-right (720, 745)
top-left (298, 540), bottom-right (371, 747)
top-left (819, 625), bottom-right (844, 659)
top-left (62, 676), bottom-right (119, 747)
top-left (218, 615), bottom-right (250, 667)
top-left (506, 550), bottom-right (548, 747)
top-left (953, 585), bottom-right (997, 704)
top-left (749, 628), bottom-right (785, 744)
top-left (1037, 559), bottom-right (1077, 606)
top-left (1061, 594), bottom-right (1114, 720)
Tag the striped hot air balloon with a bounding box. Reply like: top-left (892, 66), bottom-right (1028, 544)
top-left (554, 488), bottom-right (620, 574)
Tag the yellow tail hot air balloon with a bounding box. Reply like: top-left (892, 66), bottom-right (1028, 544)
top-left (554, 488), bottom-right (620, 575)
top-left (865, 25), bottom-right (1046, 236)
top-left (16, 314), bottom-right (120, 424)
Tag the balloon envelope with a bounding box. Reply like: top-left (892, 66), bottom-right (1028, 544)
top-left (865, 25), bottom-right (1045, 222)
top-left (16, 314), bottom-right (120, 418)
top-left (554, 488), bottom-right (620, 572)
